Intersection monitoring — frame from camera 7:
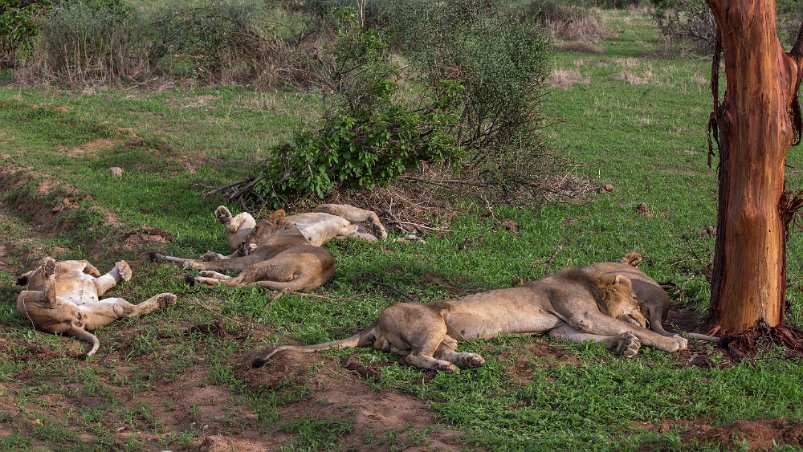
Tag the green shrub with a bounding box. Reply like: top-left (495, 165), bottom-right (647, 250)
top-left (391, 0), bottom-right (553, 201)
top-left (148, 0), bottom-right (270, 83)
top-left (249, 11), bottom-right (461, 207)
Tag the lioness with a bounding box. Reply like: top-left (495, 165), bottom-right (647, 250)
top-left (154, 211), bottom-right (335, 291)
top-left (15, 257), bottom-right (177, 357)
top-left (214, 203), bottom-right (387, 252)
top-left (252, 265), bottom-right (689, 372)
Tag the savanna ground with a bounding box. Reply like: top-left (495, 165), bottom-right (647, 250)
top-left (1, 8), bottom-right (803, 451)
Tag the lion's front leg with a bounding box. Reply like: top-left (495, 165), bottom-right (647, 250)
top-left (434, 336), bottom-right (486, 368)
top-left (564, 311), bottom-right (687, 352)
top-left (549, 324), bottom-right (641, 357)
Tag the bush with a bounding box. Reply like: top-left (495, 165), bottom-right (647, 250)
top-left (652, 0), bottom-right (802, 53)
top-left (519, 0), bottom-right (608, 42)
top-left (0, 0), bottom-right (129, 67)
top-left (16, 0), bottom-right (315, 89)
top-left (391, 0), bottom-right (552, 201)
top-left (651, 0), bottom-right (716, 52)
top-left (148, 1), bottom-right (270, 83)
top-left (247, 11), bottom-right (462, 207)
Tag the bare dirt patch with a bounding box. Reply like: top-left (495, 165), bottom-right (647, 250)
top-left (638, 418), bottom-right (803, 449)
top-left (65, 138), bottom-right (120, 158)
top-left (237, 350), bottom-right (465, 450)
top-left (119, 227), bottom-right (172, 250)
top-left (1, 167), bottom-right (83, 234)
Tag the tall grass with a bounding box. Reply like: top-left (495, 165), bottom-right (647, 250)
top-left (15, 0), bottom-right (315, 89)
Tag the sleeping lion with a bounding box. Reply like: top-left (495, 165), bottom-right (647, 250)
top-left (252, 263), bottom-right (689, 372)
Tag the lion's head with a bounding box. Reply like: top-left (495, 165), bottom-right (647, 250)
top-left (595, 274), bottom-right (648, 328)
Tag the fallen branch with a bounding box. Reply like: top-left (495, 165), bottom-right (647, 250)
top-left (531, 244), bottom-right (563, 265)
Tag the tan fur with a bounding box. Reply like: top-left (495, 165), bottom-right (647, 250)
top-left (16, 257), bottom-right (176, 357)
top-left (216, 204), bottom-right (387, 250)
top-left (157, 215), bottom-right (335, 291)
top-left (252, 264), bottom-right (688, 372)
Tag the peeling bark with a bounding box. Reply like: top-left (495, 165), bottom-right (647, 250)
top-left (706, 0), bottom-right (802, 334)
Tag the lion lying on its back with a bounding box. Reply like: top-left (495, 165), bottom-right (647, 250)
top-left (253, 263), bottom-right (688, 372)
top-left (16, 257), bottom-right (176, 357)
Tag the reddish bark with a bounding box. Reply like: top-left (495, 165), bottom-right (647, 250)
top-left (706, 0), bottom-right (803, 334)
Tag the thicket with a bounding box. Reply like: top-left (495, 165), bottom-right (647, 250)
top-left (14, 0), bottom-right (315, 88)
top-left (216, 1), bottom-right (554, 208)
top-left (651, 0), bottom-right (802, 52)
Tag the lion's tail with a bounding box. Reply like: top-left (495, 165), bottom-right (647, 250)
top-left (69, 326), bottom-right (100, 358)
top-left (251, 324), bottom-right (376, 368)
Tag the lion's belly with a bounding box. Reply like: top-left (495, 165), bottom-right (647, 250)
top-left (442, 288), bottom-right (560, 340)
top-left (55, 274), bottom-right (99, 306)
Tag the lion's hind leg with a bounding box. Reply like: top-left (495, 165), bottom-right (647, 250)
top-left (549, 324), bottom-right (641, 357)
top-left (79, 294), bottom-right (177, 330)
top-left (93, 260), bottom-right (132, 296)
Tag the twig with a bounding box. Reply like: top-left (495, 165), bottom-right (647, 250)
top-left (375, 282), bottom-right (416, 301)
top-left (531, 244), bottom-right (563, 265)
top-left (202, 175), bottom-right (253, 199)
top-left (386, 220), bottom-right (450, 233)
top-left (480, 194), bottom-right (498, 223)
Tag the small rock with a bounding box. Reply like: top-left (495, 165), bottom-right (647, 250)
top-left (599, 183), bottom-right (614, 193)
top-left (109, 167), bottom-right (123, 177)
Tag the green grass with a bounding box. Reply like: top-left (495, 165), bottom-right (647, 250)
top-left (0, 8), bottom-right (801, 451)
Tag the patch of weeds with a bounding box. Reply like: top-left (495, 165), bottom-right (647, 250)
top-left (280, 415), bottom-right (354, 450)
top-left (0, 433), bottom-right (31, 450)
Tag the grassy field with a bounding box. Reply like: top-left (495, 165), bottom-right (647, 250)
top-left (1, 9), bottom-right (802, 451)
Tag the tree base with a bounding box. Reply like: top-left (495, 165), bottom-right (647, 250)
top-left (721, 322), bottom-right (803, 362)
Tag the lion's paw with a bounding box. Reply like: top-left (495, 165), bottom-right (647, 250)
top-left (116, 260), bottom-right (133, 281)
top-left (459, 353), bottom-right (486, 368)
top-left (669, 334), bottom-right (688, 352)
top-left (215, 206), bottom-right (232, 224)
top-left (199, 251), bottom-right (223, 262)
top-left (41, 257), bottom-right (56, 277)
top-left (156, 293), bottom-right (177, 308)
top-left (616, 331), bottom-right (641, 357)
top-left (85, 263), bottom-right (102, 277)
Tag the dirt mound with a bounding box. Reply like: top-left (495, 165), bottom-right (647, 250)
top-left (0, 167), bottom-right (83, 234)
top-left (199, 435), bottom-right (268, 452)
top-left (237, 350), bottom-right (465, 450)
top-left (119, 227), bottom-right (172, 250)
top-left (684, 418), bottom-right (803, 449)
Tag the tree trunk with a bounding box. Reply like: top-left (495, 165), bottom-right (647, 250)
top-left (706, 0), bottom-right (802, 334)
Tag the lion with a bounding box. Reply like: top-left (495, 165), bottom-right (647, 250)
top-left (252, 264), bottom-right (689, 372)
top-left (15, 257), bottom-right (177, 357)
top-left (153, 211), bottom-right (335, 291)
top-left (591, 258), bottom-right (722, 343)
top-left (213, 203), bottom-right (387, 255)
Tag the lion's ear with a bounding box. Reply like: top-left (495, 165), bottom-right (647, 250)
top-left (613, 274), bottom-right (632, 289)
top-left (269, 209), bottom-right (287, 225)
top-left (15, 275), bottom-right (28, 286)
